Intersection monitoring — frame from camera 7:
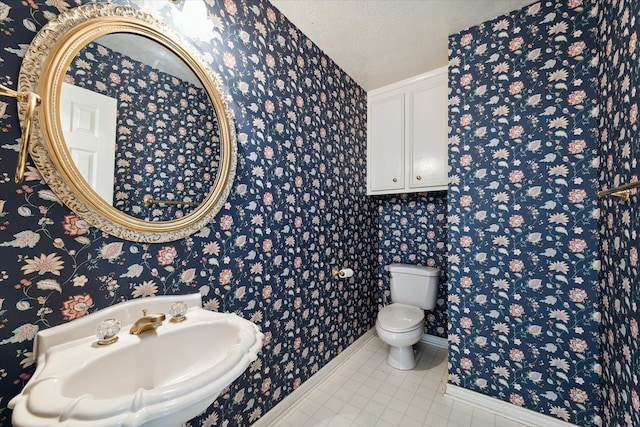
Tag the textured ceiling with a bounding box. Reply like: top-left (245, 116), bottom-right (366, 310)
top-left (269, 0), bottom-right (535, 91)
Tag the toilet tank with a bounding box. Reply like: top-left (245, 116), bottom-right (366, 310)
top-left (388, 263), bottom-right (440, 310)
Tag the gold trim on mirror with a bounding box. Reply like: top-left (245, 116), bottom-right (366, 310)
top-left (18, 4), bottom-right (237, 242)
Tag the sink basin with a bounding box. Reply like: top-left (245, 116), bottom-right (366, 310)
top-left (9, 293), bottom-right (263, 426)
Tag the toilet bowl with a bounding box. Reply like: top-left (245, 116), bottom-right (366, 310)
top-left (375, 264), bottom-right (440, 370)
top-left (376, 303), bottom-right (425, 369)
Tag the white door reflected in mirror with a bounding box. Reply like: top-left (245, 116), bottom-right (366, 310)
top-left (60, 82), bottom-right (117, 205)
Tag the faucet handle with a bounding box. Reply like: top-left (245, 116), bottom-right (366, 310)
top-left (142, 309), bottom-right (148, 316)
top-left (169, 301), bottom-right (188, 323)
top-left (96, 318), bottom-right (121, 345)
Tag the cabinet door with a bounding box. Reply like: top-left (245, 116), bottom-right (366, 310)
top-left (409, 73), bottom-right (448, 189)
top-left (368, 93), bottom-right (405, 193)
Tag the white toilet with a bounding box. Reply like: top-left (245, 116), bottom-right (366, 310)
top-left (375, 263), bottom-right (440, 370)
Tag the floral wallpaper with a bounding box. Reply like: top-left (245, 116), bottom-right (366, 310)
top-left (447, 1), bottom-right (602, 426)
top-left (596, 0), bottom-right (640, 425)
top-left (0, 0), bottom-right (378, 425)
top-left (66, 41), bottom-right (220, 221)
top-left (376, 192), bottom-right (448, 337)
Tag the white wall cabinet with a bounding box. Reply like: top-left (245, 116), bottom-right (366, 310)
top-left (367, 67), bottom-right (448, 195)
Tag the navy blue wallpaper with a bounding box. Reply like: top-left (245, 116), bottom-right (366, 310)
top-left (448, 1), bottom-right (601, 425)
top-left (596, 0), bottom-right (640, 425)
top-left (66, 41), bottom-right (220, 220)
top-left (0, 0), bottom-right (377, 425)
top-left (376, 192), bottom-right (448, 337)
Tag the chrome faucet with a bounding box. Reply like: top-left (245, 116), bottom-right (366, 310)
top-left (130, 309), bottom-right (166, 335)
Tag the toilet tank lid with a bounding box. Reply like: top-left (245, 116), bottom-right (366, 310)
top-left (388, 263), bottom-right (440, 277)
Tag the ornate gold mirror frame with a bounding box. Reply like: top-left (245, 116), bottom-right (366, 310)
top-left (18, 4), bottom-right (237, 243)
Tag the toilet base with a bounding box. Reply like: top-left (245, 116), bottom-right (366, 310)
top-left (387, 344), bottom-right (423, 370)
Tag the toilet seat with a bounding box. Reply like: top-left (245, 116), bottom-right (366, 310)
top-left (376, 303), bottom-right (424, 333)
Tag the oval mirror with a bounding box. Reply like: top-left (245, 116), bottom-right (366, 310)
top-left (18, 4), bottom-right (237, 242)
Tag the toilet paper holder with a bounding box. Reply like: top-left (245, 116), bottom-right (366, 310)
top-left (331, 267), bottom-right (354, 278)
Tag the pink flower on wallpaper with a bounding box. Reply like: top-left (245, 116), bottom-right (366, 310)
top-left (509, 215), bottom-right (524, 227)
top-left (509, 349), bottom-right (525, 362)
top-left (509, 170), bottom-right (524, 183)
top-left (460, 357), bottom-right (473, 370)
top-left (219, 269), bottom-right (232, 285)
top-left (460, 114), bottom-right (473, 126)
top-left (569, 288), bottom-right (588, 303)
top-left (460, 276), bottom-right (472, 288)
top-left (509, 81), bottom-right (524, 95)
top-left (262, 285), bottom-right (272, 299)
top-left (62, 294), bottom-right (94, 320)
top-left (262, 99), bottom-right (276, 115)
top-left (510, 394), bottom-right (525, 406)
top-left (157, 246), bottom-right (177, 266)
top-left (568, 238), bottom-right (587, 253)
top-left (459, 195), bottom-right (472, 207)
top-left (568, 41), bottom-right (587, 57)
top-left (509, 259), bottom-right (524, 272)
top-left (459, 236), bottom-right (473, 248)
top-left (568, 189), bottom-right (587, 203)
top-left (569, 338), bottom-right (588, 353)
top-left (460, 33), bottom-right (473, 47)
top-left (459, 317), bottom-right (473, 329)
top-left (509, 304), bottom-right (525, 317)
top-left (62, 214), bottom-right (89, 236)
top-left (568, 90), bottom-right (587, 105)
top-left (265, 53), bottom-right (276, 68)
top-left (220, 214), bottom-right (234, 230)
top-left (568, 139), bottom-right (587, 154)
top-left (568, 0), bottom-right (583, 8)
top-left (224, 0), bottom-right (237, 15)
top-left (108, 72), bottom-right (120, 85)
top-left (223, 52), bottom-right (236, 68)
top-left (264, 145), bottom-right (274, 159)
top-left (509, 37), bottom-right (524, 51)
top-left (460, 74), bottom-right (473, 86)
top-left (630, 247), bottom-right (638, 266)
top-left (570, 388), bottom-right (588, 403)
top-left (509, 125), bottom-right (524, 139)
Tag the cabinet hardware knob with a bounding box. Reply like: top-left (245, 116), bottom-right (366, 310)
top-left (392, 178), bottom-right (397, 182)
top-left (416, 176), bottom-right (422, 180)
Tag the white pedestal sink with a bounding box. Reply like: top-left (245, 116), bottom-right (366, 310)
top-left (9, 293), bottom-right (263, 426)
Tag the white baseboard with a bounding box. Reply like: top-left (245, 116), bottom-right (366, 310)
top-left (421, 333), bottom-right (447, 348)
top-left (252, 329), bottom-right (376, 427)
top-left (445, 384), bottom-right (579, 427)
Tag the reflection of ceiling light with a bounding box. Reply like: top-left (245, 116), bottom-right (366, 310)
top-left (136, 0), bottom-right (213, 43)
top-left (173, 1), bottom-right (213, 42)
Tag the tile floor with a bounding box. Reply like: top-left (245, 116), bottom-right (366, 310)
top-left (268, 335), bottom-right (532, 427)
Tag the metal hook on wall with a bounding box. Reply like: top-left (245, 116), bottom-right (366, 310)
top-left (0, 83), bottom-right (41, 183)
